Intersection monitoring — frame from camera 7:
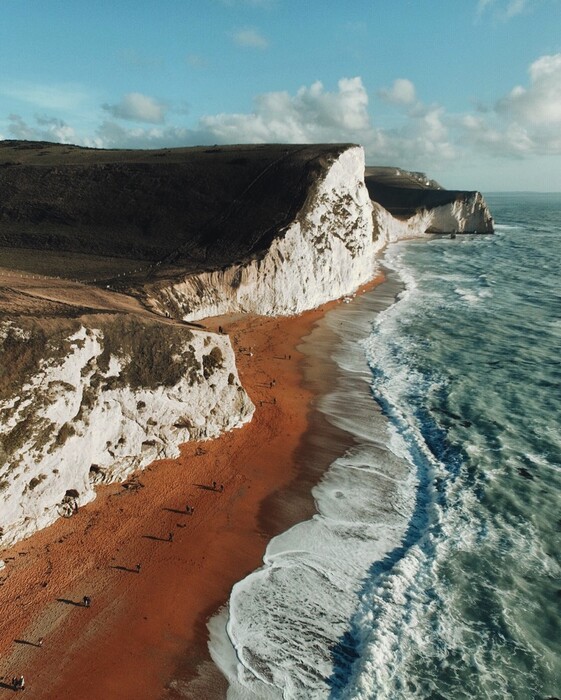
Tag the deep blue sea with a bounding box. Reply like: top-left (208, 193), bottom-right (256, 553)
top-left (209, 193), bottom-right (561, 700)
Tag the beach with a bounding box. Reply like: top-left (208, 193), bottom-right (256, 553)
top-left (0, 274), bottom-right (382, 699)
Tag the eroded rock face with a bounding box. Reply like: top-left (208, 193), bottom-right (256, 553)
top-left (425, 192), bottom-right (494, 233)
top-left (145, 147), bottom-right (493, 323)
top-left (147, 147), bottom-right (381, 321)
top-left (0, 320), bottom-right (253, 547)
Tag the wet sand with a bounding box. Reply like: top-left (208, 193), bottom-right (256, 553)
top-left (0, 276), bottom-right (382, 699)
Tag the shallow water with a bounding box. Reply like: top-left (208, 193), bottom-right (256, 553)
top-left (210, 193), bottom-right (561, 699)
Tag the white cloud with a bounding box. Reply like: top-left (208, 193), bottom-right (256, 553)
top-left (379, 78), bottom-right (416, 106)
top-left (231, 27), bottom-right (269, 49)
top-left (5, 54), bottom-right (561, 183)
top-left (476, 0), bottom-right (536, 18)
top-left (24, 76), bottom-right (453, 172)
top-left (0, 80), bottom-right (89, 111)
top-left (198, 77), bottom-right (371, 143)
top-left (7, 114), bottom-right (77, 143)
top-left (89, 120), bottom-right (194, 149)
top-left (457, 52), bottom-right (561, 156)
top-left (497, 53), bottom-right (561, 125)
top-left (102, 92), bottom-right (168, 124)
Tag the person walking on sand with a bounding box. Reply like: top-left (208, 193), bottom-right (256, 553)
top-left (83, 596), bottom-right (91, 608)
top-left (136, 563), bottom-right (141, 573)
top-left (168, 532), bottom-right (174, 542)
top-left (212, 481), bottom-right (217, 491)
top-left (219, 484), bottom-right (224, 493)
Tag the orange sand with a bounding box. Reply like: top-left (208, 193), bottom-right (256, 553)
top-left (0, 277), bottom-right (383, 699)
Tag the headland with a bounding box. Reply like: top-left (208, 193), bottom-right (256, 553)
top-left (0, 140), bottom-right (493, 696)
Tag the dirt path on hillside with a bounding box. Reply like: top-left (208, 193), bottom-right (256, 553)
top-left (0, 266), bottom-right (189, 327)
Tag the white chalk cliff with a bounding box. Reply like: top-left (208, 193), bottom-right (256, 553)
top-left (0, 144), bottom-right (492, 546)
top-left (425, 191), bottom-right (493, 234)
top-left (0, 322), bottom-right (253, 547)
top-left (145, 147), bottom-right (492, 322)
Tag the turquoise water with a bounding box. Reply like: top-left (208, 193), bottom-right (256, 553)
top-left (343, 193), bottom-right (561, 699)
top-left (210, 194), bottom-right (561, 700)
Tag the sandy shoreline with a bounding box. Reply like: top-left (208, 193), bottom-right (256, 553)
top-left (0, 276), bottom-right (382, 699)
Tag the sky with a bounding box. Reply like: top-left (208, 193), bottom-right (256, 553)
top-left (1, 0), bottom-right (561, 191)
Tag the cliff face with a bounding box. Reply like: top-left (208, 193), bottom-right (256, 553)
top-left (365, 165), bottom-right (494, 233)
top-left (145, 147), bottom-right (380, 321)
top-left (0, 141), bottom-right (493, 546)
top-left (144, 148), bottom-right (494, 322)
top-left (424, 191), bottom-right (493, 233)
top-left (0, 319), bottom-right (253, 547)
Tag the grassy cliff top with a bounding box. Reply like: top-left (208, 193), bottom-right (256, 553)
top-left (0, 141), bottom-right (353, 275)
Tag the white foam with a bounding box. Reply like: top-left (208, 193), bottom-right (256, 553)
top-left (208, 270), bottom-right (419, 698)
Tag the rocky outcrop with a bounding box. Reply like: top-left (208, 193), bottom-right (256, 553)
top-left (424, 191), bottom-right (493, 233)
top-left (365, 165), bottom-right (494, 233)
top-left (0, 319), bottom-right (253, 547)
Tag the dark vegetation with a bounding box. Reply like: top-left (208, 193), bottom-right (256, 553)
top-left (202, 346), bottom-right (223, 379)
top-left (96, 315), bottom-right (200, 389)
top-left (0, 140), bottom-right (353, 284)
top-left (0, 318), bottom-right (80, 400)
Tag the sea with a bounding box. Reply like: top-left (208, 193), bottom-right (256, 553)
top-left (208, 193), bottom-right (561, 700)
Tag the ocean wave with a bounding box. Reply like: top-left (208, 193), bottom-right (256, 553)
top-left (209, 195), bottom-right (561, 699)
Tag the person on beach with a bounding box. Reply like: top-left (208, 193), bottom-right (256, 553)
top-left (83, 596), bottom-right (91, 608)
top-left (12, 675), bottom-right (25, 690)
top-left (186, 505), bottom-right (194, 514)
top-left (37, 637), bottom-right (43, 647)
top-left (136, 563), bottom-right (141, 573)
top-left (168, 532), bottom-right (174, 542)
top-left (219, 484), bottom-right (224, 493)
top-left (212, 481), bottom-right (217, 490)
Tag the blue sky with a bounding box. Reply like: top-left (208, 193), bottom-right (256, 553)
top-left (1, 0), bottom-right (560, 191)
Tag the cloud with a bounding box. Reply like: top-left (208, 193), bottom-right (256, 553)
top-left (476, 0), bottom-right (531, 18)
top-left (496, 53), bottom-right (561, 125)
top-left (6, 54), bottom-right (560, 179)
top-left (10, 76), bottom-right (453, 172)
top-left (457, 52), bottom-right (561, 156)
top-left (379, 78), bottom-right (416, 106)
top-left (102, 92), bottom-right (168, 124)
top-left (231, 27), bottom-right (269, 49)
top-left (195, 77), bottom-right (456, 169)
top-left (198, 77), bottom-right (371, 143)
top-left (89, 120), bottom-right (195, 149)
top-left (0, 80), bottom-right (89, 111)
top-left (7, 114), bottom-right (77, 143)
